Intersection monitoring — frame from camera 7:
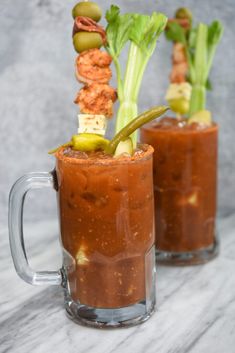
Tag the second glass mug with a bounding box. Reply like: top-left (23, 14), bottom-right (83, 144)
top-left (8, 146), bottom-right (156, 328)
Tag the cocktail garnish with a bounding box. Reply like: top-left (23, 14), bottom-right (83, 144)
top-left (77, 114), bottom-right (107, 135)
top-left (114, 138), bottom-right (133, 158)
top-left (48, 142), bottom-right (72, 155)
top-left (165, 8), bottom-right (223, 121)
top-left (166, 82), bottom-right (192, 115)
top-left (72, 1), bottom-right (102, 22)
top-left (49, 134), bottom-right (109, 154)
top-left (188, 110), bottom-right (212, 126)
top-left (50, 3), bottom-right (168, 155)
top-left (73, 16), bottom-right (107, 45)
top-left (106, 106), bottom-right (169, 155)
top-left (72, 2), bottom-right (116, 137)
top-left (105, 6), bottom-right (168, 147)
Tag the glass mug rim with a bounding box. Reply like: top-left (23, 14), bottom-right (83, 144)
top-left (141, 121), bottom-right (218, 135)
top-left (55, 144), bottom-right (154, 166)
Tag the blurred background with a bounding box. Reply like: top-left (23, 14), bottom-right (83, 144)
top-left (0, 0), bottom-right (234, 227)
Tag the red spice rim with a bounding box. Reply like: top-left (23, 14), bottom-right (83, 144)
top-left (55, 144), bottom-right (154, 166)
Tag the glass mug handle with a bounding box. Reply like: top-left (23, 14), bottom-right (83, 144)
top-left (8, 172), bottom-right (62, 286)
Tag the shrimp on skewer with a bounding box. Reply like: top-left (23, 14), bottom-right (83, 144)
top-left (75, 48), bottom-right (112, 84)
top-left (75, 83), bottom-right (117, 118)
top-left (69, 4), bottom-right (117, 137)
top-left (165, 16), bottom-right (191, 115)
top-left (170, 45), bottom-right (188, 83)
top-left (170, 42), bottom-right (188, 83)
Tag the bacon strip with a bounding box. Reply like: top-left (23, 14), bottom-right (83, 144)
top-left (73, 16), bottom-right (107, 45)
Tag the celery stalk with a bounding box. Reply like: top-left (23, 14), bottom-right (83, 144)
top-left (123, 43), bottom-right (141, 100)
top-left (194, 24), bottom-right (208, 86)
top-left (113, 57), bottom-right (124, 102)
top-left (105, 7), bottom-right (168, 148)
top-left (189, 85), bottom-right (206, 116)
top-left (189, 24), bottom-right (207, 115)
top-left (115, 43), bottom-right (149, 146)
top-left (187, 21), bottom-right (223, 116)
top-left (115, 101), bottom-right (138, 145)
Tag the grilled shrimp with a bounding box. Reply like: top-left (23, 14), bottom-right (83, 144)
top-left (75, 49), bottom-right (112, 84)
top-left (74, 83), bottom-right (117, 118)
top-left (172, 43), bottom-right (187, 64)
top-left (170, 43), bottom-right (188, 83)
top-left (170, 62), bottom-right (188, 83)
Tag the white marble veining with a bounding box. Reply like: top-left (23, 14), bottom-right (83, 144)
top-left (1, 214), bottom-right (235, 353)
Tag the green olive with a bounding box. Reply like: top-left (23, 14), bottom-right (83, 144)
top-left (175, 7), bottom-right (193, 22)
top-left (73, 31), bottom-right (103, 53)
top-left (72, 2), bottom-right (102, 22)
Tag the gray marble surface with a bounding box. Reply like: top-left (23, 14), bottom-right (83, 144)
top-left (0, 0), bottom-right (235, 226)
top-left (1, 213), bottom-right (235, 353)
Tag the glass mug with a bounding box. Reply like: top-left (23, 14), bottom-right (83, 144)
top-left (141, 122), bottom-right (218, 265)
top-left (9, 146), bottom-right (156, 328)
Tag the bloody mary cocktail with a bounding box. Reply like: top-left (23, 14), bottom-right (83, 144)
top-left (143, 8), bottom-right (223, 265)
top-left (8, 0), bottom-right (170, 329)
top-left (141, 118), bottom-right (218, 263)
top-left (56, 145), bottom-right (155, 309)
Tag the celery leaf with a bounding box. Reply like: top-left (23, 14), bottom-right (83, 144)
top-left (130, 13), bottom-right (168, 56)
top-left (105, 5), bottom-right (134, 59)
top-left (208, 21), bottom-right (224, 47)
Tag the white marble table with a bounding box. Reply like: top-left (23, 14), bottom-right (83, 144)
top-left (1, 214), bottom-right (235, 353)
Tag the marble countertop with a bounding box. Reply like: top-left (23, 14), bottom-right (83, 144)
top-left (1, 214), bottom-right (235, 353)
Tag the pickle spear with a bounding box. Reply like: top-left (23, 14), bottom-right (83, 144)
top-left (48, 142), bottom-right (72, 154)
top-left (106, 106), bottom-right (169, 155)
top-left (49, 107), bottom-right (168, 155)
top-left (49, 133), bottom-right (110, 154)
top-left (71, 133), bottom-right (109, 151)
